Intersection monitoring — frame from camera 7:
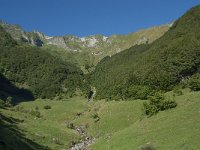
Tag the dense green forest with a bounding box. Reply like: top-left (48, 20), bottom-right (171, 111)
top-left (91, 5), bottom-right (200, 100)
top-left (0, 26), bottom-right (89, 101)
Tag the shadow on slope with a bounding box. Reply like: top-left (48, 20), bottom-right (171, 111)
top-left (0, 73), bottom-right (34, 104)
top-left (0, 114), bottom-right (50, 150)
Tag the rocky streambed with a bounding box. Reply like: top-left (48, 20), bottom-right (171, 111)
top-left (68, 126), bottom-right (95, 150)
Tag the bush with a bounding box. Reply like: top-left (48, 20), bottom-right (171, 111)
top-left (29, 109), bottom-right (41, 118)
top-left (92, 113), bottom-right (99, 119)
top-left (67, 123), bottom-right (75, 129)
top-left (189, 73), bottom-right (200, 91)
top-left (125, 85), bottom-right (153, 100)
top-left (43, 105), bottom-right (51, 109)
top-left (162, 100), bottom-right (177, 110)
top-left (143, 102), bottom-right (159, 116)
top-left (5, 96), bottom-right (13, 107)
top-left (143, 92), bottom-right (177, 116)
top-left (140, 143), bottom-right (155, 150)
top-left (92, 113), bottom-right (100, 123)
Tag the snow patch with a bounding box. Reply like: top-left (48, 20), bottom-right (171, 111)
top-left (88, 37), bottom-right (97, 47)
top-left (92, 51), bottom-right (103, 55)
top-left (45, 36), bottom-right (53, 40)
top-left (21, 32), bottom-right (29, 41)
top-left (80, 37), bottom-right (86, 42)
top-left (169, 22), bottom-right (174, 27)
top-left (103, 36), bottom-right (108, 41)
top-left (72, 49), bottom-right (78, 52)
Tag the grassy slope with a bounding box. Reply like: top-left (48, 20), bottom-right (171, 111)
top-left (1, 90), bottom-right (200, 149)
top-left (73, 100), bottom-right (144, 137)
top-left (91, 90), bottom-right (200, 149)
top-left (0, 97), bottom-right (89, 150)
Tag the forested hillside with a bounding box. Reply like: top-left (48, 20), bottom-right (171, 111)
top-left (91, 5), bottom-right (200, 100)
top-left (0, 21), bottom-right (170, 72)
top-left (0, 26), bottom-right (89, 100)
top-left (0, 25), bottom-right (17, 47)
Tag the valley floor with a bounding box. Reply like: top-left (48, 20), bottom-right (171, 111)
top-left (0, 89), bottom-right (200, 150)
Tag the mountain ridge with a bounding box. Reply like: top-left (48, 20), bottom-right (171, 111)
top-left (0, 21), bottom-right (170, 70)
top-left (91, 5), bottom-right (200, 99)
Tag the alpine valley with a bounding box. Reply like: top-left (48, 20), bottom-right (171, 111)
top-left (0, 4), bottom-right (200, 150)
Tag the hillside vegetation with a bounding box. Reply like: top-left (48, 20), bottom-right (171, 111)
top-left (0, 26), bottom-right (88, 100)
top-left (0, 25), bottom-right (17, 47)
top-left (0, 73), bottom-right (34, 104)
top-left (0, 4), bottom-right (200, 150)
top-left (91, 5), bottom-right (200, 100)
top-left (0, 21), bottom-right (170, 72)
top-left (91, 90), bottom-right (200, 150)
top-left (0, 89), bottom-right (200, 149)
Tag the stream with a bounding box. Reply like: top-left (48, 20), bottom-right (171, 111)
top-left (68, 126), bottom-right (95, 150)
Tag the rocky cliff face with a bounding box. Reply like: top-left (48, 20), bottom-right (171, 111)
top-left (47, 36), bottom-right (68, 49)
top-left (45, 24), bottom-right (170, 58)
top-left (0, 21), bottom-right (44, 46)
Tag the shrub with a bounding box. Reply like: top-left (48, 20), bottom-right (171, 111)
top-left (123, 85), bottom-right (153, 100)
top-left (92, 113), bottom-right (100, 123)
top-left (140, 143), bottom-right (155, 150)
top-left (5, 96), bottom-right (13, 107)
top-left (67, 123), bottom-right (75, 129)
top-left (189, 73), bottom-right (200, 91)
top-left (162, 100), bottom-right (177, 110)
top-left (143, 102), bottom-right (159, 116)
top-left (29, 109), bottom-right (41, 118)
top-left (43, 105), bottom-right (51, 109)
top-left (92, 113), bottom-right (99, 119)
top-left (143, 92), bottom-right (177, 116)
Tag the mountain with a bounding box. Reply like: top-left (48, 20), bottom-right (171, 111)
top-left (91, 5), bottom-right (200, 100)
top-left (0, 21), bottom-right (170, 72)
top-left (0, 4), bottom-right (200, 150)
top-left (43, 25), bottom-right (170, 62)
top-left (0, 25), bottom-right (88, 100)
top-left (0, 20), bottom-right (45, 46)
top-left (0, 25), bottom-right (17, 47)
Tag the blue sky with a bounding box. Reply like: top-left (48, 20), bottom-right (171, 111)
top-left (0, 0), bottom-right (199, 37)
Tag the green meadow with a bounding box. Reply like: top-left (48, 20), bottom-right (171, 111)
top-left (1, 89), bottom-right (200, 149)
